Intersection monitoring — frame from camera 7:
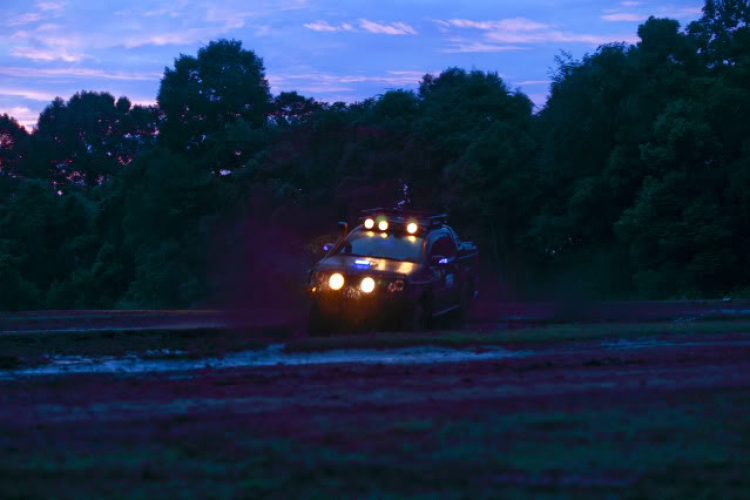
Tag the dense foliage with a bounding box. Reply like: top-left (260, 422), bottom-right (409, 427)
top-left (1, 2), bottom-right (749, 310)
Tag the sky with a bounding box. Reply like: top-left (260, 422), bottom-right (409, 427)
top-left (1, 0), bottom-right (704, 129)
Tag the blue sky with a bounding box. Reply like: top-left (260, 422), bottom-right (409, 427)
top-left (1, 0), bottom-right (703, 128)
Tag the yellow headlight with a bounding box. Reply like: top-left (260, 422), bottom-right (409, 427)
top-left (360, 277), bottom-right (375, 293)
top-left (406, 222), bottom-right (418, 234)
top-left (329, 273), bottom-right (345, 290)
top-left (364, 218), bottom-right (374, 229)
top-left (378, 220), bottom-right (389, 231)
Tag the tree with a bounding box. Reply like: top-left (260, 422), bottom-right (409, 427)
top-left (271, 91), bottom-right (323, 127)
top-left (157, 39), bottom-right (273, 172)
top-left (0, 114), bottom-right (29, 177)
top-left (687, 0), bottom-right (750, 67)
top-left (27, 92), bottom-right (157, 186)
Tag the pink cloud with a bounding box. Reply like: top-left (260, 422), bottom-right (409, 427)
top-left (0, 88), bottom-right (57, 101)
top-left (0, 105), bottom-right (39, 129)
top-left (602, 13), bottom-right (648, 22)
top-left (446, 18), bottom-right (549, 31)
top-left (442, 41), bottom-right (528, 54)
top-left (485, 29), bottom-right (638, 45)
top-left (36, 2), bottom-right (66, 11)
top-left (0, 67), bottom-right (160, 81)
top-left (304, 21), bottom-right (354, 32)
top-left (436, 17), bottom-right (639, 48)
top-left (6, 13), bottom-right (43, 27)
top-left (359, 19), bottom-right (417, 35)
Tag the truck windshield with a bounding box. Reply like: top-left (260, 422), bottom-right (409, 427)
top-left (337, 229), bottom-right (424, 262)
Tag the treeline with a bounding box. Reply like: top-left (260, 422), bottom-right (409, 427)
top-left (1, 0), bottom-right (749, 310)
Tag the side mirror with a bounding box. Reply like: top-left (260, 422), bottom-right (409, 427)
top-left (431, 255), bottom-right (448, 266)
top-left (323, 242), bottom-right (336, 252)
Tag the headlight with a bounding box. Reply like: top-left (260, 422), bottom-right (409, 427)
top-left (364, 218), bottom-right (375, 229)
top-left (406, 222), bottom-right (418, 234)
top-left (329, 273), bottom-right (345, 290)
top-left (378, 220), bottom-right (389, 231)
top-left (360, 277), bottom-right (375, 293)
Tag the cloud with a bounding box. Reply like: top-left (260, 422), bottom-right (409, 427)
top-left (444, 18), bottom-right (549, 31)
top-left (9, 47), bottom-right (83, 62)
top-left (514, 80), bottom-right (552, 85)
top-left (0, 106), bottom-right (39, 129)
top-left (304, 19), bottom-right (417, 35)
top-left (7, 2), bottom-right (67, 26)
top-left (0, 88), bottom-right (58, 101)
top-left (6, 13), bottom-right (43, 27)
top-left (269, 70), bottom-right (433, 94)
top-left (295, 86), bottom-right (356, 93)
top-left (122, 3), bottom-right (282, 47)
top-left (603, 6), bottom-right (702, 23)
top-left (527, 93), bottom-right (550, 110)
top-left (8, 26), bottom-right (89, 62)
top-left (0, 67), bottom-right (160, 81)
top-left (442, 41), bottom-right (528, 53)
top-left (122, 32), bottom-right (202, 48)
top-left (142, 7), bottom-right (181, 18)
top-left (359, 19), bottom-right (417, 35)
top-left (667, 7), bottom-right (703, 17)
top-left (131, 99), bottom-right (158, 107)
top-left (436, 17), bottom-right (639, 46)
top-left (485, 30), bottom-right (637, 45)
top-left (36, 2), bottom-right (66, 10)
top-left (602, 13), bottom-right (648, 22)
top-left (304, 20), bottom-right (354, 32)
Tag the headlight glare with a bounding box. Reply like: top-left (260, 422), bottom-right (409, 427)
top-left (360, 277), bottom-right (375, 293)
top-left (329, 273), bottom-right (345, 290)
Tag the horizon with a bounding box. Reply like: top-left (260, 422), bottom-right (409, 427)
top-left (1, 0), bottom-right (703, 129)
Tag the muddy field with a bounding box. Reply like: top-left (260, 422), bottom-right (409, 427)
top-left (1, 307), bottom-right (750, 499)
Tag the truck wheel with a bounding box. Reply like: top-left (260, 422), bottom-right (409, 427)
top-left (406, 297), bottom-right (430, 332)
top-left (456, 281), bottom-right (474, 327)
top-left (307, 302), bottom-right (333, 337)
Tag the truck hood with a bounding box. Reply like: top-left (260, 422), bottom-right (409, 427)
top-left (317, 255), bottom-right (421, 278)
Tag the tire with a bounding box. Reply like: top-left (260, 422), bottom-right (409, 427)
top-left (455, 281), bottom-right (474, 328)
top-left (406, 297), bottom-right (430, 332)
top-left (307, 302), bottom-right (333, 337)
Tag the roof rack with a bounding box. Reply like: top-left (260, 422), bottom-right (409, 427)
top-left (360, 208), bottom-right (447, 227)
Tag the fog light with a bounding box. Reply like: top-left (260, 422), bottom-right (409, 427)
top-left (360, 277), bottom-right (375, 293)
top-left (364, 218), bottom-right (374, 229)
top-left (406, 222), bottom-right (418, 234)
top-left (378, 220), bottom-right (389, 231)
top-left (329, 273), bottom-right (345, 290)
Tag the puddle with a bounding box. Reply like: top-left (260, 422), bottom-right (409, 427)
top-left (601, 339), bottom-right (678, 350)
top-left (4, 344), bottom-right (530, 378)
top-left (601, 338), bottom-right (750, 350)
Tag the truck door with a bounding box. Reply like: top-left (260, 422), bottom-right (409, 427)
top-left (428, 233), bottom-right (459, 313)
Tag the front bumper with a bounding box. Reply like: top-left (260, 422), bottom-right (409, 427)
top-left (309, 286), bottom-right (417, 327)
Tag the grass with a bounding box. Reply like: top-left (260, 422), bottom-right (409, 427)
top-left (286, 318), bottom-right (750, 352)
top-left (1, 388), bottom-right (748, 499)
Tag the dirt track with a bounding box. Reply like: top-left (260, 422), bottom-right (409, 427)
top-left (2, 299), bottom-right (750, 334)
